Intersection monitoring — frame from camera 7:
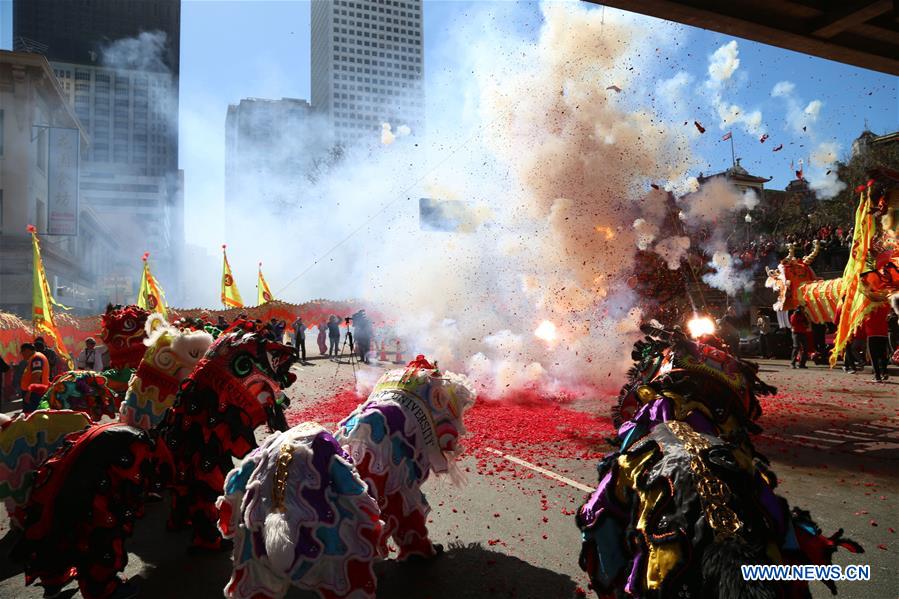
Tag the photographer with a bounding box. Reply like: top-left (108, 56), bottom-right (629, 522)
top-left (352, 310), bottom-right (373, 364)
top-left (327, 315), bottom-right (341, 359)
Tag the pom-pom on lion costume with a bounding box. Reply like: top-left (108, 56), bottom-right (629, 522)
top-left (119, 314), bottom-right (214, 430)
top-left (578, 326), bottom-right (862, 598)
top-left (217, 356), bottom-right (476, 599)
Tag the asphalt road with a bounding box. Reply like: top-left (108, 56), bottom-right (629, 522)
top-left (1, 356), bottom-right (896, 598)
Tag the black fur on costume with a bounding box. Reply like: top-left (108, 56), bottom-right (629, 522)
top-left (11, 423), bottom-right (173, 599)
top-left (577, 326), bottom-right (863, 599)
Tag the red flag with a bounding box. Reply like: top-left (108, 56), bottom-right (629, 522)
top-left (694, 121), bottom-right (706, 134)
top-left (773, 144), bottom-right (783, 152)
top-left (721, 131), bottom-right (732, 141)
top-left (759, 133), bottom-right (769, 143)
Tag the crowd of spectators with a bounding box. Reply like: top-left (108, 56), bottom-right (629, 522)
top-left (732, 223), bottom-right (854, 272)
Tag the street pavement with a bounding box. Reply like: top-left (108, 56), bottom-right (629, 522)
top-left (1, 355), bottom-right (896, 598)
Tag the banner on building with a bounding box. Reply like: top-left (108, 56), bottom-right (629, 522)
top-left (47, 127), bottom-right (80, 236)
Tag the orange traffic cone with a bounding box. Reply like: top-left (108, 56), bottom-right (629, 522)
top-left (394, 339), bottom-right (404, 364)
top-left (379, 340), bottom-right (389, 362)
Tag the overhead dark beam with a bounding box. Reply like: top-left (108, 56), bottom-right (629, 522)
top-left (813, 0), bottom-right (893, 38)
top-left (584, 0), bottom-right (899, 76)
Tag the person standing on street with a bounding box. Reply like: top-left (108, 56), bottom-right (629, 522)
top-left (863, 303), bottom-right (891, 382)
top-left (317, 321), bottom-right (328, 356)
top-left (74, 337), bottom-right (105, 371)
top-left (327, 315), bottom-right (341, 359)
top-left (33, 337), bottom-right (59, 378)
top-left (756, 313), bottom-right (771, 358)
top-left (292, 316), bottom-right (307, 363)
top-left (19, 343), bottom-right (50, 413)
top-left (789, 308), bottom-right (810, 369)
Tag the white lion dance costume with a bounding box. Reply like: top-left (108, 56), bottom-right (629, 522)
top-left (119, 314), bottom-right (213, 430)
top-left (217, 356), bottom-right (476, 599)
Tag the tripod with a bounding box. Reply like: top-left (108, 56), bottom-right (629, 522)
top-left (333, 328), bottom-right (357, 384)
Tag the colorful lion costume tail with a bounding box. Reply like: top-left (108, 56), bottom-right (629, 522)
top-left (160, 327), bottom-right (297, 550)
top-left (0, 410), bottom-right (91, 529)
top-left (11, 422), bottom-right (173, 599)
top-left (218, 356), bottom-right (476, 599)
top-left (119, 314), bottom-right (214, 430)
top-left (577, 327), bottom-right (862, 598)
top-left (217, 423), bottom-right (382, 599)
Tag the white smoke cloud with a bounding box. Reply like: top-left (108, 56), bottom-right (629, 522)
top-left (170, 2), bottom-right (708, 398)
top-left (770, 80), bottom-right (823, 136)
top-left (808, 141), bottom-right (846, 199)
top-left (704, 40), bottom-right (764, 134)
top-left (679, 177), bottom-right (757, 225)
top-left (702, 246), bottom-right (754, 296)
top-left (708, 40), bottom-right (740, 82)
top-left (101, 31), bottom-right (170, 72)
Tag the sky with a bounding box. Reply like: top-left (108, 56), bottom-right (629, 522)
top-left (2, 1), bottom-right (895, 185)
top-left (1, 0), bottom-right (896, 275)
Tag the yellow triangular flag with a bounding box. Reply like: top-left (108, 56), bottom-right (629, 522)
top-left (137, 252), bottom-right (168, 318)
top-left (257, 262), bottom-right (274, 306)
top-left (221, 244), bottom-right (244, 308)
top-left (28, 225), bottom-right (72, 368)
top-left (830, 183), bottom-right (877, 366)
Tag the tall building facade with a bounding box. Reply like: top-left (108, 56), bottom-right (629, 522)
top-left (0, 52), bottom-right (126, 316)
top-left (12, 0), bottom-right (184, 301)
top-left (224, 98), bottom-right (331, 240)
top-left (311, 0), bottom-right (424, 144)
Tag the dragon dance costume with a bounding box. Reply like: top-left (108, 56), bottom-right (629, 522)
top-left (160, 326), bottom-right (297, 550)
top-left (0, 410), bottom-right (91, 528)
top-left (217, 356), bottom-right (476, 599)
top-left (577, 327), bottom-right (862, 598)
top-left (11, 422), bottom-right (173, 599)
top-left (119, 314), bottom-right (213, 430)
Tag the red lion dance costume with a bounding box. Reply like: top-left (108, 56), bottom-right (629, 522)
top-left (160, 325), bottom-right (297, 551)
top-left (10, 423), bottom-right (174, 599)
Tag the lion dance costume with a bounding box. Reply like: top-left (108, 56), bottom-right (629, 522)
top-left (0, 410), bottom-right (91, 529)
top-left (160, 326), bottom-right (297, 550)
top-left (217, 356), bottom-right (476, 599)
top-left (37, 371), bottom-right (118, 421)
top-left (577, 326), bottom-right (862, 598)
top-left (119, 314), bottom-right (214, 430)
top-left (10, 422), bottom-right (173, 599)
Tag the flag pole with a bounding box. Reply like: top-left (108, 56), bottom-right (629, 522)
top-left (730, 132), bottom-right (736, 167)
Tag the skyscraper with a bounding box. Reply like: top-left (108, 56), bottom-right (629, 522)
top-left (224, 97), bottom-right (331, 240)
top-left (311, 0), bottom-right (424, 144)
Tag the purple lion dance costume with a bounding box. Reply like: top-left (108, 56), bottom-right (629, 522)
top-left (217, 355), bottom-right (476, 599)
top-left (577, 325), bottom-right (862, 599)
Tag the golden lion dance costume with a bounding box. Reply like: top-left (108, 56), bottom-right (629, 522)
top-left (577, 326), bottom-right (862, 598)
top-left (217, 356), bottom-right (476, 599)
top-left (119, 314), bottom-right (214, 430)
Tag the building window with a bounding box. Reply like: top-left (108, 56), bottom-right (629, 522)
top-left (37, 129), bottom-right (47, 172)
